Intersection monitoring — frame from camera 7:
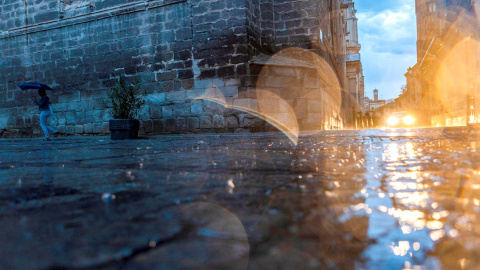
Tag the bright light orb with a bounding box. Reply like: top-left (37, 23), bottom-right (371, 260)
top-left (403, 116), bottom-right (415, 125)
top-left (388, 117), bottom-right (399, 126)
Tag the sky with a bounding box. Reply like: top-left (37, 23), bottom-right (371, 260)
top-left (354, 0), bottom-right (417, 100)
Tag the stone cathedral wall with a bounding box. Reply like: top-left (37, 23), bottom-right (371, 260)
top-left (0, 0), bottom-right (347, 137)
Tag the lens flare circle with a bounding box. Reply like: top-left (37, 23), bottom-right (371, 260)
top-left (256, 47), bottom-right (343, 132)
top-left (194, 47), bottom-right (343, 144)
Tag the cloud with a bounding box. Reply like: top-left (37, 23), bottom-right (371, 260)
top-left (355, 0), bottom-right (417, 100)
top-left (358, 9), bottom-right (416, 54)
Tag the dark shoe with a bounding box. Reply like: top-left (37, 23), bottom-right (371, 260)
top-left (43, 138), bottom-right (51, 141)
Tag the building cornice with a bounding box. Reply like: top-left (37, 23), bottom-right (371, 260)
top-left (0, 0), bottom-right (186, 39)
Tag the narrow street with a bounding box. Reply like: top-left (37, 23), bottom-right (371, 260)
top-left (1, 127), bottom-right (479, 269)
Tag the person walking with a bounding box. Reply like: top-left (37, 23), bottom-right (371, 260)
top-left (34, 89), bottom-right (58, 141)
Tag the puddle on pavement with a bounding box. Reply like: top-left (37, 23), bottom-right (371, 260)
top-left (1, 130), bottom-right (480, 269)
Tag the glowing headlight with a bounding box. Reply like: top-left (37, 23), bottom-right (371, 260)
top-left (388, 117), bottom-right (399, 126)
top-left (403, 116), bottom-right (415, 125)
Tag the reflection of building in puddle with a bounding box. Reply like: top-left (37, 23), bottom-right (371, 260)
top-left (236, 137), bottom-right (372, 269)
top-left (340, 138), bottom-right (453, 269)
top-left (134, 202), bottom-right (250, 269)
top-left (301, 137), bottom-right (370, 268)
top-left (427, 150), bottom-right (480, 269)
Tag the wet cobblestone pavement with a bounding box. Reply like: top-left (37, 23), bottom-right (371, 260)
top-left (1, 127), bottom-right (480, 270)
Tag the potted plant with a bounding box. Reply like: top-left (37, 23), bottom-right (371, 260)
top-left (103, 74), bottom-right (146, 139)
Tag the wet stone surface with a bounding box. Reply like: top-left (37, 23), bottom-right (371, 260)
top-left (1, 127), bottom-right (480, 269)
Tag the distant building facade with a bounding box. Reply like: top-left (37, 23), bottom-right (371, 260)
top-left (0, 0), bottom-right (354, 137)
top-left (360, 89), bottom-right (398, 128)
top-left (401, 0), bottom-right (480, 127)
top-left (369, 89), bottom-right (385, 110)
top-left (395, 68), bottom-right (421, 120)
top-left (342, 0), bottom-right (364, 128)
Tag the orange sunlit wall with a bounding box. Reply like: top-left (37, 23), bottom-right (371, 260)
top-left (411, 0), bottom-right (480, 126)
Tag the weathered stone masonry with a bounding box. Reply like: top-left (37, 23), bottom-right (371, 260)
top-left (0, 0), bottom-right (347, 137)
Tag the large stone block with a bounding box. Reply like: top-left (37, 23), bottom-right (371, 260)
top-left (84, 123), bottom-right (93, 133)
top-left (226, 115), bottom-right (239, 128)
top-left (92, 123), bottom-right (103, 134)
top-left (58, 92), bottom-right (80, 103)
top-left (56, 125), bottom-right (66, 134)
top-left (66, 112), bottom-right (76, 124)
top-left (239, 114), bottom-right (264, 128)
top-left (174, 103), bottom-right (191, 117)
top-left (307, 99), bottom-right (323, 113)
top-left (75, 125), bottom-right (84, 134)
top-left (176, 117), bottom-right (186, 131)
top-left (55, 112), bottom-right (66, 125)
top-left (191, 100), bottom-right (203, 115)
top-left (75, 111), bottom-right (86, 124)
top-left (185, 89), bottom-right (207, 101)
top-left (85, 111), bottom-right (95, 123)
top-left (52, 103), bottom-right (68, 112)
top-left (93, 110), bottom-right (110, 122)
top-left (203, 100), bottom-right (222, 115)
top-left (138, 105), bottom-right (150, 120)
top-left (145, 93), bottom-right (166, 104)
top-left (199, 115), bottom-right (212, 128)
top-left (65, 125), bottom-right (75, 135)
top-left (141, 120), bottom-right (153, 133)
top-left (233, 98), bottom-right (258, 111)
top-left (149, 105), bottom-right (162, 119)
top-left (187, 117), bottom-right (200, 130)
top-left (164, 118), bottom-right (176, 132)
top-left (217, 86), bottom-right (238, 98)
top-left (101, 122), bottom-right (110, 133)
top-left (152, 119), bottom-right (164, 132)
top-left (304, 77), bottom-right (321, 89)
top-left (166, 90), bottom-right (186, 102)
top-left (225, 78), bottom-right (241, 86)
top-left (194, 79), bottom-right (213, 89)
top-left (213, 115), bottom-right (226, 128)
top-left (162, 105), bottom-right (174, 118)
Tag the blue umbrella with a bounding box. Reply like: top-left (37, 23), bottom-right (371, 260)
top-left (18, 82), bottom-right (53, 91)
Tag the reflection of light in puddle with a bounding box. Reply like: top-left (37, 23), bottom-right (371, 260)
top-left (405, 142), bottom-right (415, 158)
top-left (395, 192), bottom-right (429, 207)
top-left (386, 143), bottom-right (399, 161)
top-left (227, 179), bottom-right (235, 194)
top-left (354, 139), bottom-right (448, 268)
top-left (391, 209), bottom-right (425, 228)
top-left (430, 230), bottom-right (445, 241)
top-left (432, 210), bottom-right (449, 220)
top-left (378, 205), bottom-right (388, 212)
top-left (390, 182), bottom-right (428, 191)
top-left (392, 241), bottom-right (410, 256)
top-left (449, 229), bottom-right (459, 238)
top-left (427, 220), bottom-right (443, 230)
top-left (401, 225), bottom-right (413, 234)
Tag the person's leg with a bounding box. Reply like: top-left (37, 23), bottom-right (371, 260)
top-left (46, 124), bottom-right (58, 134)
top-left (44, 111), bottom-right (59, 134)
top-left (47, 126), bottom-right (58, 133)
top-left (39, 111), bottom-right (50, 139)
